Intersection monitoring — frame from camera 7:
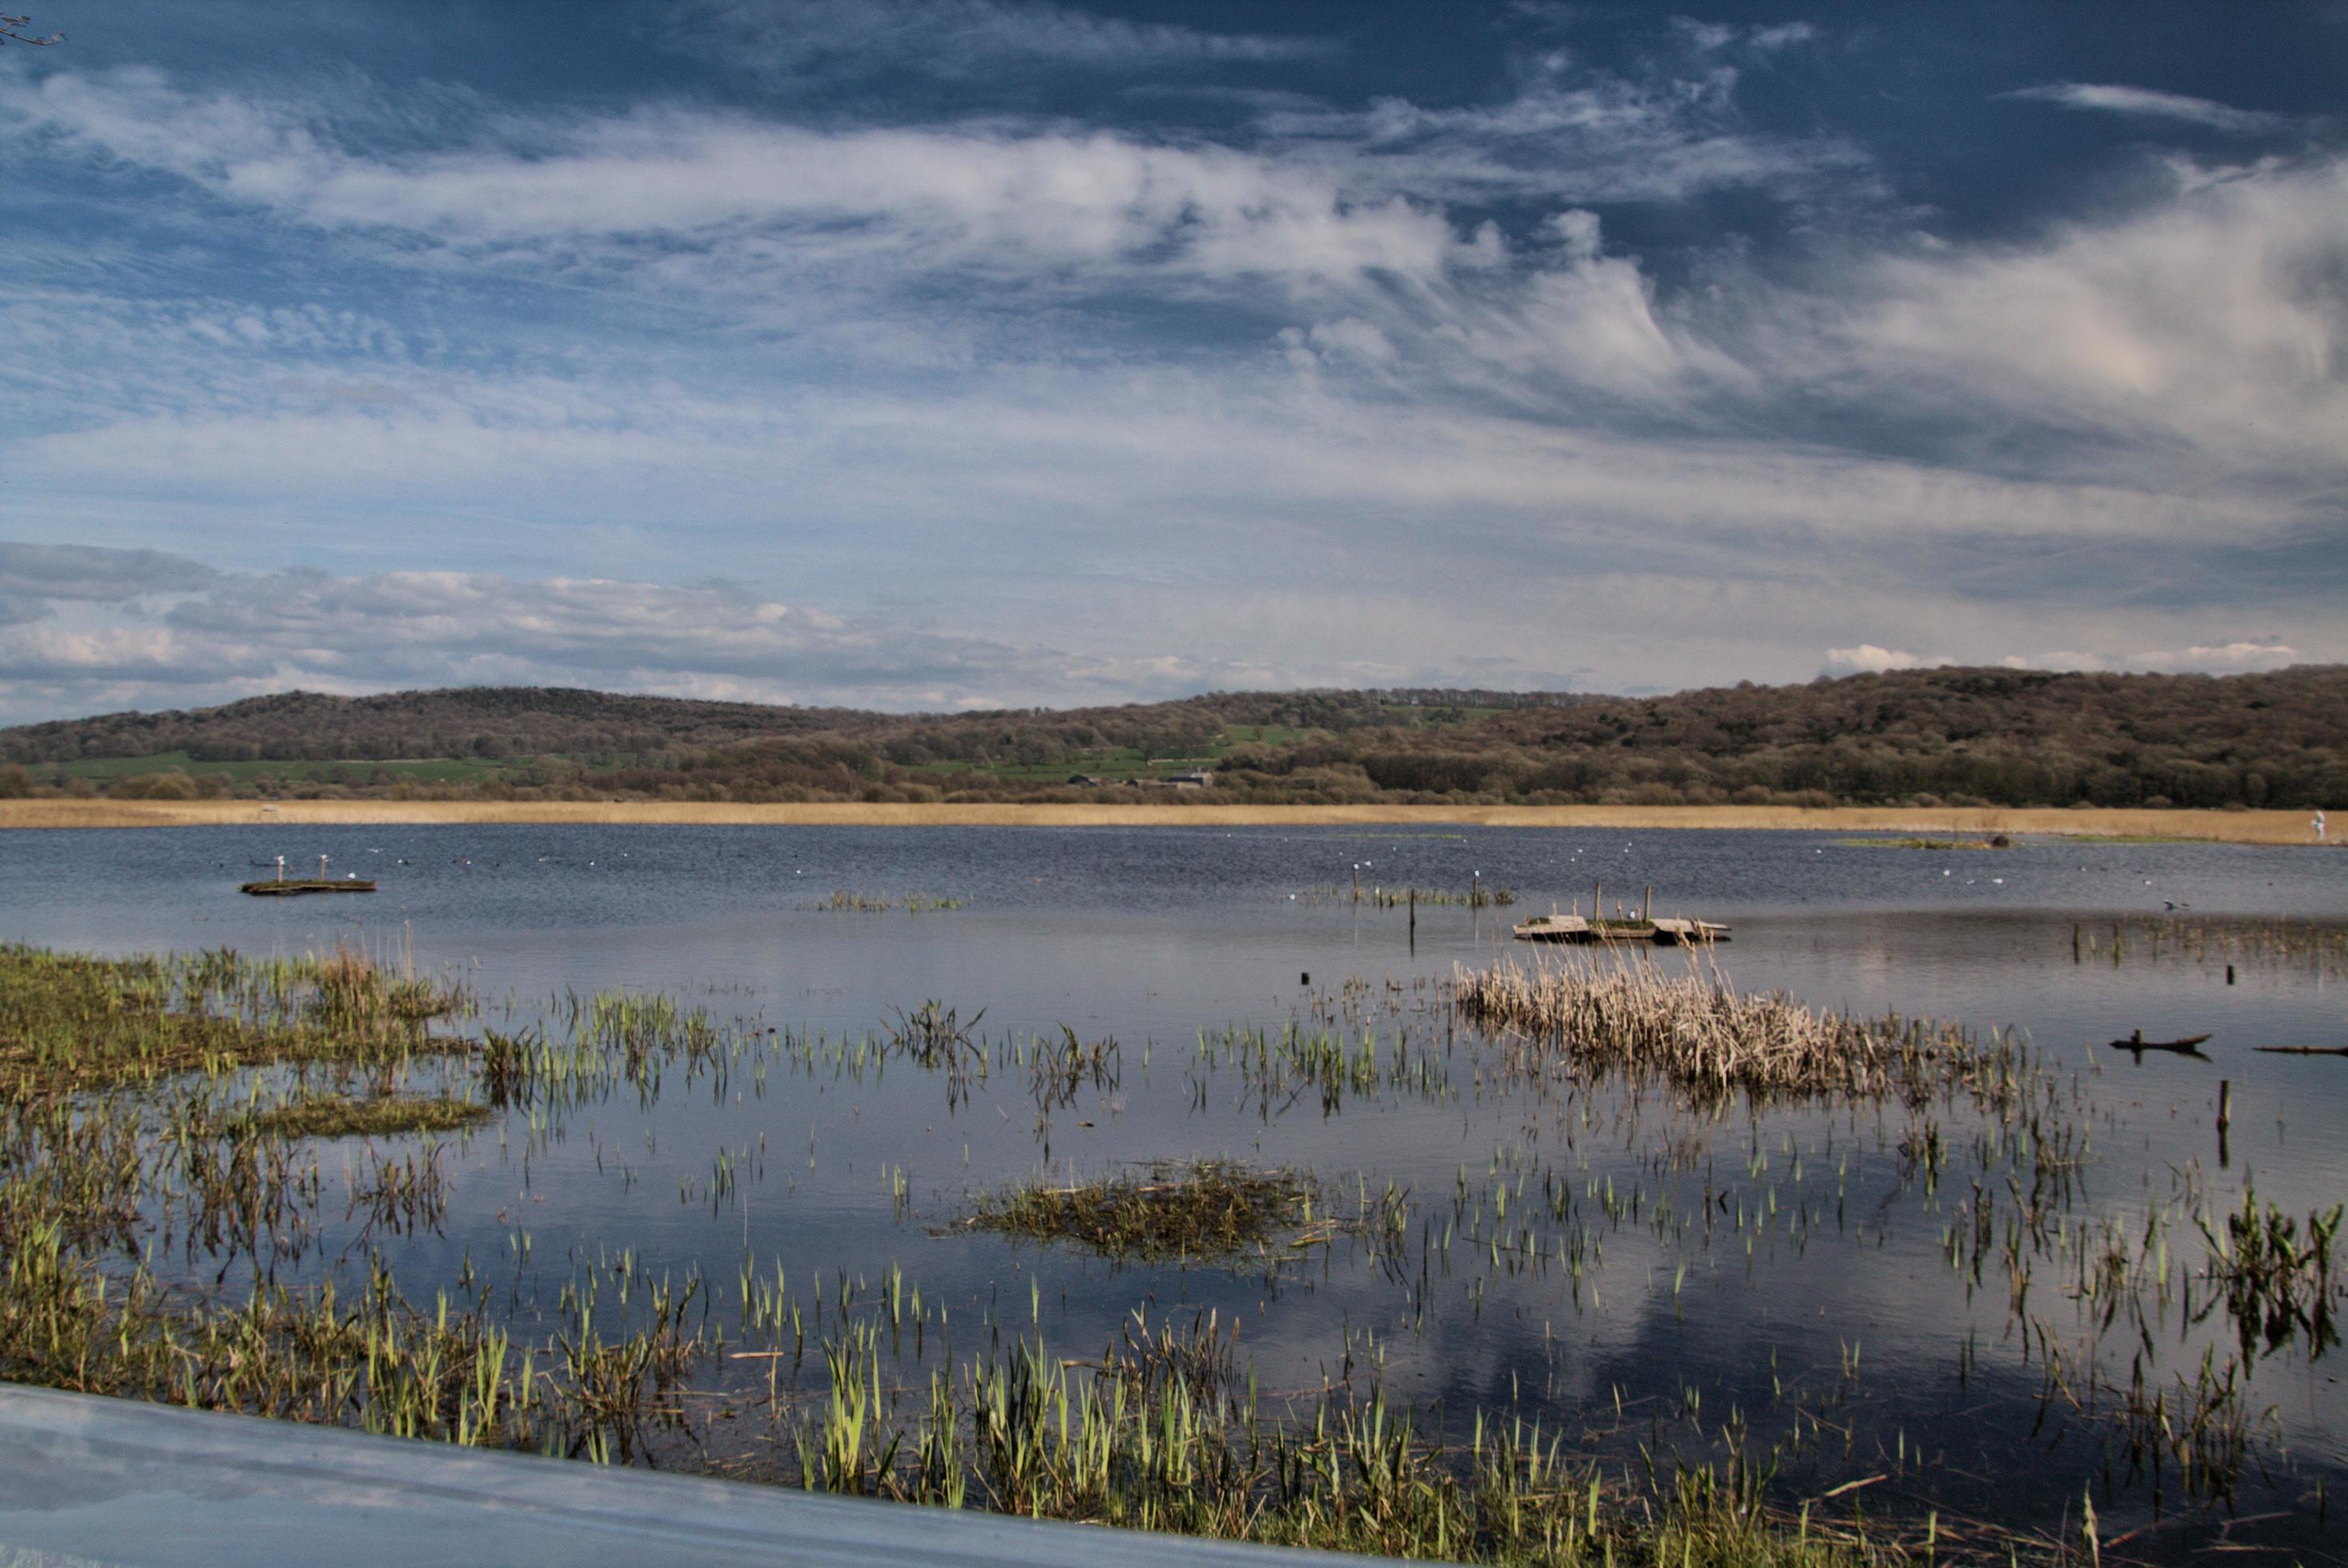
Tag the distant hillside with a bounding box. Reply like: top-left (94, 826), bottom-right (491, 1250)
top-left (2, 668), bottom-right (2341, 810)
top-left (0, 686), bottom-right (866, 764)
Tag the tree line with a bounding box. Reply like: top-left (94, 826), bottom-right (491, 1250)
top-left (2, 666), bottom-right (2340, 810)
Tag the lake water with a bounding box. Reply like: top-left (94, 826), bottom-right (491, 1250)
top-left (4, 824), bottom-right (2344, 1560)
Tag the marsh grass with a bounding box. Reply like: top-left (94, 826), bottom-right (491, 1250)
top-left (0, 946), bottom-right (737, 1470)
top-left (952, 1161), bottom-right (1323, 1263)
top-left (2074, 914), bottom-right (2348, 977)
top-left (0, 942), bottom-right (471, 1102)
top-left (781, 1316), bottom-right (2012, 1565)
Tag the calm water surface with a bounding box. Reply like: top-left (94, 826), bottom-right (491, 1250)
top-left (4, 825), bottom-right (2343, 1560)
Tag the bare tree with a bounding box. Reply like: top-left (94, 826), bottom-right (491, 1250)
top-left (1, 12), bottom-right (63, 46)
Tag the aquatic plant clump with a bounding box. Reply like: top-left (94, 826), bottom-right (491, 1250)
top-left (1453, 953), bottom-right (2018, 1102)
top-left (952, 1161), bottom-right (1322, 1263)
top-left (2199, 1188), bottom-right (2343, 1359)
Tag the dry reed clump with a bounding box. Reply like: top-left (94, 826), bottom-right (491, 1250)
top-left (1453, 953), bottom-right (2012, 1103)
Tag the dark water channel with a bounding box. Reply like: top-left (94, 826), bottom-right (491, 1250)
top-left (4, 825), bottom-right (2344, 1560)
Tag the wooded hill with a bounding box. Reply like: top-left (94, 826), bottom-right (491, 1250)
top-left (2, 666), bottom-right (2342, 810)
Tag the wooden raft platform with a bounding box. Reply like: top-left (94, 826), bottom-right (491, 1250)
top-left (1510, 882), bottom-right (1728, 946)
top-left (1510, 913), bottom-right (1729, 946)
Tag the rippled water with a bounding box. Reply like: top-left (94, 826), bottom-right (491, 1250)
top-left (4, 824), bottom-right (2343, 1559)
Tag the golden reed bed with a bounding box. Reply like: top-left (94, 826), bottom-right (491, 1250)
top-left (0, 798), bottom-right (2324, 842)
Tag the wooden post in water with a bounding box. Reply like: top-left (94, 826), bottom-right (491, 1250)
top-left (2218, 1079), bottom-right (2233, 1167)
top-left (1408, 886), bottom-right (1416, 943)
top-left (1643, 885), bottom-right (1652, 922)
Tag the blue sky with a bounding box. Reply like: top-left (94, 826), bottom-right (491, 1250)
top-left (2, 1), bottom-right (2342, 722)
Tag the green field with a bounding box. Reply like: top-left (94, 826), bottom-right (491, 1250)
top-left (906, 746), bottom-right (1218, 782)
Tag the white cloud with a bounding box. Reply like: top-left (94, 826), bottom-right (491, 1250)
top-left (2002, 83), bottom-right (2290, 137)
top-left (1781, 154), bottom-right (2348, 485)
top-left (0, 538), bottom-right (2329, 726)
top-left (1674, 20), bottom-right (1819, 54)
top-left (16, 70), bottom-right (1483, 296)
top-left (1822, 645), bottom-right (1942, 675)
top-left (1749, 23), bottom-right (1819, 52)
top-left (1996, 642), bottom-right (2299, 675)
top-left (0, 558), bottom-right (1271, 722)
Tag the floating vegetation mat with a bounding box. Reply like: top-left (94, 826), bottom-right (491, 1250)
top-left (235, 1094), bottom-right (492, 1142)
top-left (949, 1160), bottom-right (1336, 1264)
top-left (817, 890), bottom-right (965, 912)
top-left (1454, 952), bottom-right (2026, 1104)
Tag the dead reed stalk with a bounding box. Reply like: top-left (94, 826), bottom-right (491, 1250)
top-left (1453, 952), bottom-right (2012, 1103)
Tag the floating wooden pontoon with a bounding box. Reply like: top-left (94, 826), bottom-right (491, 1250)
top-left (242, 879), bottom-right (375, 896)
top-left (239, 854), bottom-right (377, 897)
top-left (1511, 883), bottom-right (1729, 946)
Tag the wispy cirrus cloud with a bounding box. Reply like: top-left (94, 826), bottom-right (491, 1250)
top-left (15, 70), bottom-right (1485, 298)
top-left (2001, 82), bottom-right (2291, 136)
top-left (1255, 54), bottom-right (1872, 207)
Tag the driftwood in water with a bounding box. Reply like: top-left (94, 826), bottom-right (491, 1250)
top-left (2107, 1029), bottom-right (2213, 1062)
top-left (2254, 1044), bottom-right (2348, 1057)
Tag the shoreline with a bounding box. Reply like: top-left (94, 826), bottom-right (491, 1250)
top-left (0, 798), bottom-right (2324, 843)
